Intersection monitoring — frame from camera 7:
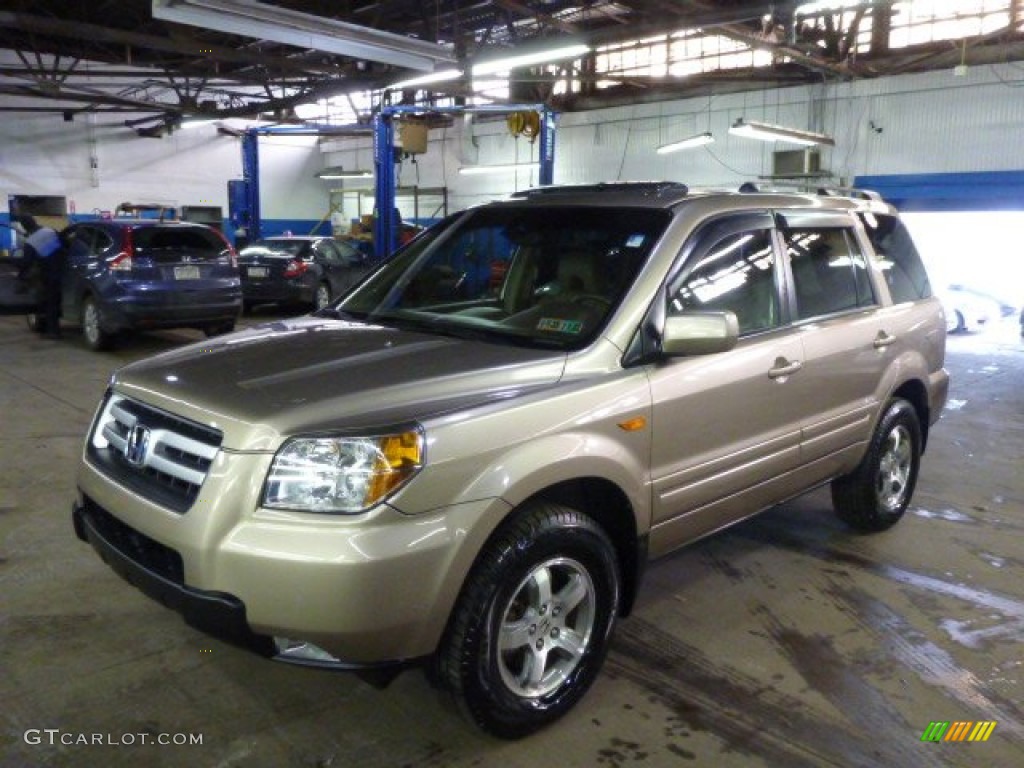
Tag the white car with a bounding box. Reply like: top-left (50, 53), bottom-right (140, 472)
top-left (940, 287), bottom-right (1001, 334)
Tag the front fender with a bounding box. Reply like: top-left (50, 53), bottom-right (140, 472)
top-left (390, 371), bottom-right (653, 532)
top-left (465, 431), bottom-right (651, 534)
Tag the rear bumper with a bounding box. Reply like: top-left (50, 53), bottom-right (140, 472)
top-left (241, 280), bottom-right (312, 304)
top-left (101, 294), bottom-right (241, 331)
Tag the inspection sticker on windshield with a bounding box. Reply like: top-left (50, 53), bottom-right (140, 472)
top-left (538, 318), bottom-right (583, 334)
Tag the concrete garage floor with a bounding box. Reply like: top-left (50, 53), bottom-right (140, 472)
top-left (1, 313), bottom-right (1021, 768)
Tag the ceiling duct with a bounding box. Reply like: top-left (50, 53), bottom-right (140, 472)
top-left (152, 0), bottom-right (456, 71)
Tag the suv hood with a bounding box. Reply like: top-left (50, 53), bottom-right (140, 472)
top-left (112, 316), bottom-right (567, 449)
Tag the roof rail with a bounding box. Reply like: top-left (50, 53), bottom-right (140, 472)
top-left (511, 181), bottom-right (689, 199)
top-left (738, 181), bottom-right (882, 202)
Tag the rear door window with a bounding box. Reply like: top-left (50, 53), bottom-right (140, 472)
top-left (66, 226), bottom-right (95, 261)
top-left (67, 225), bottom-right (113, 260)
top-left (315, 241), bottom-right (342, 265)
top-left (780, 223), bottom-right (875, 320)
top-left (336, 239), bottom-right (365, 266)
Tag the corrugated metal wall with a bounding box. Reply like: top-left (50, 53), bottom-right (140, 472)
top-left (3, 61), bottom-right (1023, 228)
top-left (322, 63), bottom-right (1024, 219)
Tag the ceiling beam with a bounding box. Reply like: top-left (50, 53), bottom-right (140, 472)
top-left (491, 0), bottom-right (579, 36)
top-left (0, 10), bottom-right (341, 78)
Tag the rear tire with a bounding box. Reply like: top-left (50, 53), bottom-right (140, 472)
top-left (81, 296), bottom-right (112, 351)
top-left (946, 310), bottom-right (965, 334)
top-left (832, 398), bottom-right (921, 532)
top-left (204, 320), bottom-right (236, 337)
top-left (314, 282), bottom-right (332, 311)
top-left (434, 501), bottom-right (620, 739)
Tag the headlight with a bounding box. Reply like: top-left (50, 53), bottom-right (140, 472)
top-left (263, 429), bottom-right (424, 513)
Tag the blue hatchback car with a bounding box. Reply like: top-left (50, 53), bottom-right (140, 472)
top-left (55, 219), bottom-right (242, 350)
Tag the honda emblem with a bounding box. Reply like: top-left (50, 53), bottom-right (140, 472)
top-left (124, 424), bottom-right (151, 467)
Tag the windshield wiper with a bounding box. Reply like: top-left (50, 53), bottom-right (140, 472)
top-left (370, 312), bottom-right (565, 349)
top-left (313, 307), bottom-right (367, 321)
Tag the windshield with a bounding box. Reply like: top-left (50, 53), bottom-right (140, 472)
top-left (336, 205), bottom-right (670, 349)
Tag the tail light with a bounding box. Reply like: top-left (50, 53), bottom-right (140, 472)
top-left (214, 230), bottom-right (238, 267)
top-left (283, 259), bottom-right (309, 279)
top-left (109, 227), bottom-right (133, 271)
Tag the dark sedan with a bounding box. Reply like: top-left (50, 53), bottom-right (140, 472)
top-left (238, 236), bottom-right (371, 312)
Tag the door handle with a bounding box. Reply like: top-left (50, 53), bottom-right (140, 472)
top-left (873, 331), bottom-right (896, 349)
top-left (768, 357), bottom-right (803, 379)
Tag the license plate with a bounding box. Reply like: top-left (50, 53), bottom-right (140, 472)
top-left (247, 266), bottom-right (268, 278)
top-left (174, 265), bottom-right (200, 280)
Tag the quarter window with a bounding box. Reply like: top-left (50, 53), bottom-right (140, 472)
top-left (669, 229), bottom-right (779, 335)
top-left (783, 227), bottom-right (875, 320)
top-left (857, 213), bottom-right (932, 303)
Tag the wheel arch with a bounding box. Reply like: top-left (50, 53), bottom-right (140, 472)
top-left (516, 477), bottom-right (645, 617)
top-left (890, 378), bottom-right (930, 453)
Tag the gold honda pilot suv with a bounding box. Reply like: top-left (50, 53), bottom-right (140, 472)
top-left (73, 182), bottom-right (948, 738)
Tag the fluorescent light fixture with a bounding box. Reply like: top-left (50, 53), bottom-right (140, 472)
top-left (152, 0), bottom-right (455, 71)
top-left (656, 132), bottom-right (715, 154)
top-left (729, 118), bottom-right (835, 147)
top-left (317, 167), bottom-right (373, 179)
top-left (471, 43), bottom-right (591, 76)
top-left (387, 68), bottom-right (463, 90)
top-left (179, 118), bottom-right (219, 130)
top-left (458, 162), bottom-right (540, 175)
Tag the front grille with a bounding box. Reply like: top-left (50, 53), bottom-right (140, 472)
top-left (87, 392), bottom-right (222, 513)
top-left (82, 497), bottom-right (184, 584)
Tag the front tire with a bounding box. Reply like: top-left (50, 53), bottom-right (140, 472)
top-left (832, 398), bottom-right (921, 532)
top-left (26, 313), bottom-right (46, 334)
top-left (435, 501), bottom-right (620, 739)
top-left (81, 296), bottom-right (112, 351)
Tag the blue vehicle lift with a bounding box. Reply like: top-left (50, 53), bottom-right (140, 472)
top-left (372, 105), bottom-right (556, 258)
top-left (236, 105), bottom-right (556, 254)
top-left (236, 124), bottom-right (371, 242)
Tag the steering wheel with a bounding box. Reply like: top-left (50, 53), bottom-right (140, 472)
top-left (570, 293), bottom-right (612, 312)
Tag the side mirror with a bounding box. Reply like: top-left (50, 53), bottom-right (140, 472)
top-left (661, 311), bottom-right (739, 357)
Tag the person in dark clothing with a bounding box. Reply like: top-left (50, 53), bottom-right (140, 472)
top-left (18, 215), bottom-right (66, 339)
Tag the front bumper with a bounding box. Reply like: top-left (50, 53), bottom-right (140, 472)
top-left (73, 498), bottom-right (274, 656)
top-left (71, 497), bottom-right (439, 676)
top-left (75, 449), bottom-right (507, 665)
